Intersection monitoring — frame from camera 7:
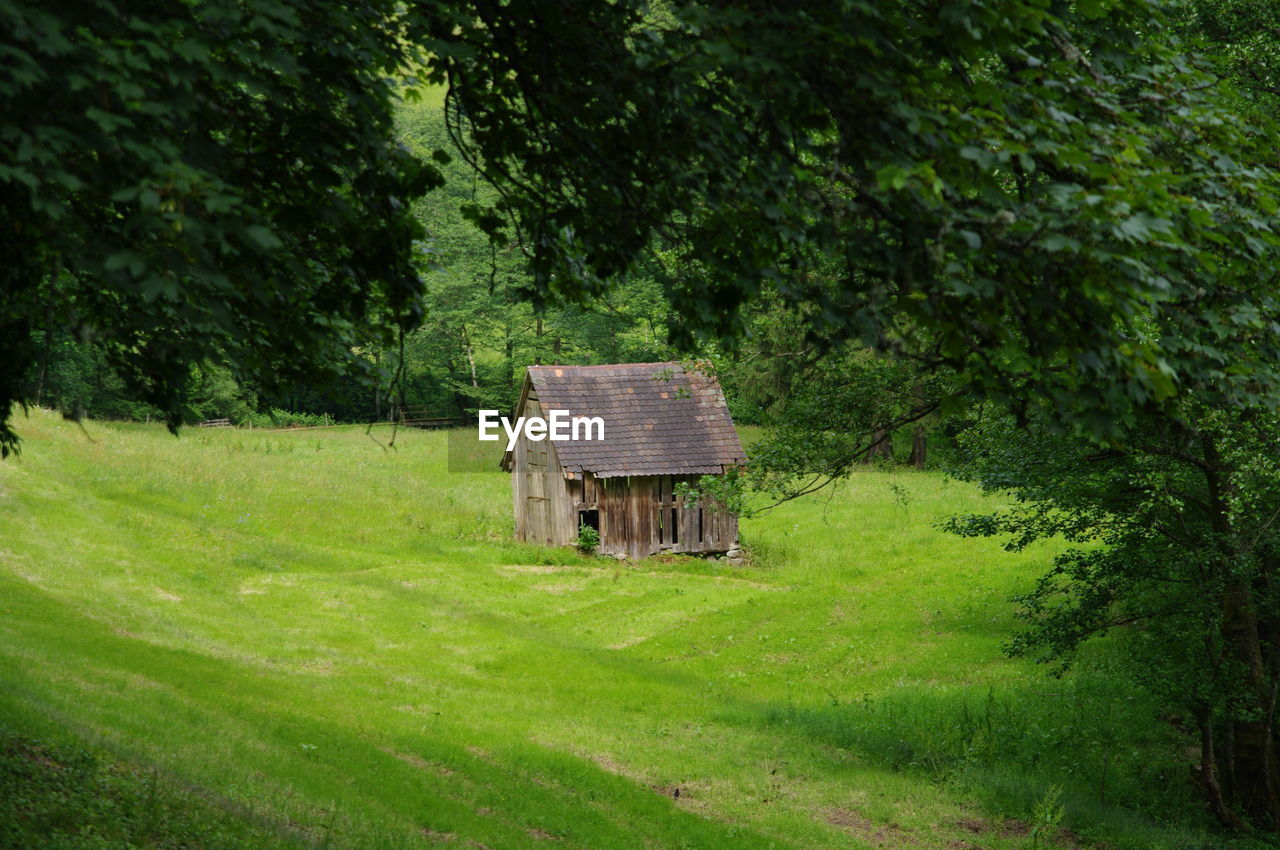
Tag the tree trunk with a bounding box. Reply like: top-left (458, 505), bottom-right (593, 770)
top-left (372, 350), bottom-right (381, 420)
top-left (1197, 705), bottom-right (1242, 829)
top-left (1201, 432), bottom-right (1280, 829)
top-left (461, 325), bottom-right (479, 390)
top-left (34, 331), bottom-right (49, 408)
top-left (445, 358), bottom-right (466, 417)
top-left (1220, 577), bottom-right (1280, 827)
top-left (503, 322), bottom-right (515, 402)
top-left (909, 424), bottom-right (927, 468)
top-left (862, 430), bottom-right (894, 463)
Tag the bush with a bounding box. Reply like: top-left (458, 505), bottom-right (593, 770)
top-left (244, 409), bottom-right (331, 429)
top-left (575, 523), bottom-right (600, 554)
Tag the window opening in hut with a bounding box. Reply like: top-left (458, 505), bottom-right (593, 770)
top-left (579, 509), bottom-right (599, 533)
top-left (670, 508), bottom-right (679, 544)
top-left (698, 508), bottom-right (704, 543)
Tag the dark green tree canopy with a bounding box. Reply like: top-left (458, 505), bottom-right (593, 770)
top-left (0, 0), bottom-right (440, 455)
top-left (7, 0), bottom-right (1280, 455)
top-left (424, 0), bottom-right (1280, 435)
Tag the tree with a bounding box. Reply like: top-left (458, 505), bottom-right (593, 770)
top-left (947, 405), bottom-right (1280, 830)
top-left (397, 88), bottom-right (677, 420)
top-left (1182, 0), bottom-right (1280, 121)
top-left (10, 1), bottom-right (1279, 454)
top-left (422, 0), bottom-right (1280, 435)
top-left (0, 0), bottom-right (441, 455)
top-left (935, 7), bottom-right (1280, 828)
top-left (706, 287), bottom-right (951, 506)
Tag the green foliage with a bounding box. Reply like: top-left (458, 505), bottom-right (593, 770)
top-left (23, 328), bottom-right (165, 423)
top-left (428, 0), bottom-right (1280, 437)
top-left (946, 405), bottom-right (1280, 829)
top-left (1, 0), bottom-right (440, 455)
top-left (11, 0), bottom-right (1280, 455)
top-left (735, 348), bottom-right (951, 509)
top-left (1031, 785), bottom-right (1066, 849)
top-left (395, 91), bottom-right (677, 420)
top-left (575, 522), bottom-right (600, 554)
top-left (1182, 0), bottom-right (1280, 121)
top-left (242, 409), bottom-right (332, 429)
top-left (189, 362), bottom-right (257, 424)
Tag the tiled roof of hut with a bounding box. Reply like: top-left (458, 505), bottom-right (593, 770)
top-left (511, 362), bottom-right (745, 478)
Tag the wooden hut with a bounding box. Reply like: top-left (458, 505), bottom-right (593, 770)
top-left (501, 362), bottom-right (746, 559)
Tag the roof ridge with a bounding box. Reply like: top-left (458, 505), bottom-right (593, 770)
top-left (526, 361), bottom-right (681, 370)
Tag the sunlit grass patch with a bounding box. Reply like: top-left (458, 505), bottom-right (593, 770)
top-left (0, 409), bottom-right (1258, 848)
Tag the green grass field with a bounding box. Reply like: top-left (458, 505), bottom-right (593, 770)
top-left (0, 410), bottom-right (1247, 848)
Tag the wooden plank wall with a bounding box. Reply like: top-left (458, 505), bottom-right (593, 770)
top-left (511, 394), bottom-right (575, 546)
top-left (597, 476), bottom-right (655, 560)
top-left (513, 401), bottom-right (738, 557)
top-left (588, 474), bottom-right (737, 559)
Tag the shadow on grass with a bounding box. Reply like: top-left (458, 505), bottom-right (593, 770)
top-left (737, 672), bottom-right (1253, 849)
top-left (0, 573), bottom-right (785, 850)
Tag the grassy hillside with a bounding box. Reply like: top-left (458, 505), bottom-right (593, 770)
top-left (0, 410), bottom-right (1242, 848)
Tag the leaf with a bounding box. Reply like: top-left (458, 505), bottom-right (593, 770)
top-left (1113, 212), bottom-right (1171, 244)
top-left (104, 251), bottom-right (139, 273)
top-left (1042, 235), bottom-right (1080, 252)
top-left (875, 164), bottom-right (910, 191)
top-left (245, 225), bottom-right (282, 251)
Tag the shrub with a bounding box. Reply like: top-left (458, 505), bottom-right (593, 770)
top-left (575, 523), bottom-right (600, 554)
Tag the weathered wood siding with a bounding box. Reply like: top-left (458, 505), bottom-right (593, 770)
top-left (511, 390), bottom-right (739, 557)
top-left (506, 363), bottom-right (745, 559)
top-left (510, 394), bottom-right (575, 546)
top-left (570, 472), bottom-right (736, 559)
